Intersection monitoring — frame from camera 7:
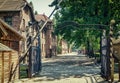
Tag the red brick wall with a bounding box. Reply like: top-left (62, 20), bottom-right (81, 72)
top-left (0, 8), bottom-right (32, 55)
top-left (45, 28), bottom-right (52, 58)
top-left (43, 21), bottom-right (55, 58)
top-left (60, 39), bottom-right (68, 54)
top-left (12, 13), bottom-right (21, 31)
top-left (0, 12), bottom-right (21, 31)
top-left (0, 12), bottom-right (21, 52)
top-left (41, 31), bottom-right (46, 57)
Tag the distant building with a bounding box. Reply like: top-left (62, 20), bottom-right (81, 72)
top-left (60, 39), bottom-right (69, 54)
top-left (35, 14), bottom-right (57, 58)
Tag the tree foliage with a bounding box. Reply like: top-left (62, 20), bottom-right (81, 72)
top-left (35, 11), bottom-right (38, 15)
top-left (50, 0), bottom-right (120, 50)
top-left (29, 1), bottom-right (34, 10)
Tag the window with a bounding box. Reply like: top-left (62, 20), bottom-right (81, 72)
top-left (4, 16), bottom-right (12, 26)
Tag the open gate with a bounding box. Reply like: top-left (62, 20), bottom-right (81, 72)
top-left (31, 46), bottom-right (41, 76)
top-left (101, 35), bottom-right (110, 79)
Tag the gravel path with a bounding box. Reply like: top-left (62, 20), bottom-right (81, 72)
top-left (16, 52), bottom-right (106, 83)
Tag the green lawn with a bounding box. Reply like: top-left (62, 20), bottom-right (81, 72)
top-left (19, 64), bottom-right (28, 78)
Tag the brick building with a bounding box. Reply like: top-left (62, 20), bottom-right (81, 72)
top-left (0, 0), bottom-right (36, 53)
top-left (35, 14), bottom-right (57, 58)
top-left (0, 0), bottom-right (41, 77)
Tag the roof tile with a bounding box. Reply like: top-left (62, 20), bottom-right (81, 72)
top-left (35, 14), bottom-right (49, 22)
top-left (0, 0), bottom-right (26, 11)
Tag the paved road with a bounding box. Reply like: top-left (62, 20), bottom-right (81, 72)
top-left (16, 52), bottom-right (106, 83)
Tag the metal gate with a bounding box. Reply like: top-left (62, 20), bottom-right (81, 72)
top-left (31, 46), bottom-right (41, 76)
top-left (101, 35), bottom-right (110, 79)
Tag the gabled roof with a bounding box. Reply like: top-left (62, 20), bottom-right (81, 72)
top-left (0, 19), bottom-right (25, 40)
top-left (35, 14), bottom-right (51, 22)
top-left (0, 0), bottom-right (26, 11)
top-left (0, 0), bottom-right (36, 21)
top-left (0, 43), bottom-right (13, 51)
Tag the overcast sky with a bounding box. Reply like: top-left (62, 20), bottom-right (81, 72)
top-left (27, 0), bottom-right (55, 17)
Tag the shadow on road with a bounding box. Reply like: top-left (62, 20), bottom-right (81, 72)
top-left (33, 53), bottom-right (102, 82)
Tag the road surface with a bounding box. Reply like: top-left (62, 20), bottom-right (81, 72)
top-left (16, 52), bottom-right (106, 83)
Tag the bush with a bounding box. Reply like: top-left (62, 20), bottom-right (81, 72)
top-left (57, 45), bottom-right (62, 54)
top-left (94, 53), bottom-right (100, 57)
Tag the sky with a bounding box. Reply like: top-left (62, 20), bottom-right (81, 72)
top-left (27, 0), bottom-right (55, 17)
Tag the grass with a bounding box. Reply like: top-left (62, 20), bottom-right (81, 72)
top-left (19, 64), bottom-right (28, 79)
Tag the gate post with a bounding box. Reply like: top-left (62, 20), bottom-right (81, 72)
top-left (38, 32), bottom-right (42, 72)
top-left (109, 19), bottom-right (115, 82)
top-left (100, 29), bottom-right (108, 79)
top-left (28, 36), bottom-right (32, 78)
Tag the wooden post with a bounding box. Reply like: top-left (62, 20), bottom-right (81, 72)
top-left (8, 52), bottom-right (12, 82)
top-left (118, 61), bottom-right (120, 82)
top-left (2, 52), bottom-right (4, 83)
top-left (38, 33), bottom-right (42, 71)
top-left (8, 63), bottom-right (13, 82)
top-left (28, 36), bottom-right (32, 78)
top-left (100, 29), bottom-right (107, 78)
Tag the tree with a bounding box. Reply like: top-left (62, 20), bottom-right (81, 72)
top-left (29, 1), bottom-right (34, 11)
top-left (51, 0), bottom-right (120, 50)
top-left (35, 11), bottom-right (38, 15)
